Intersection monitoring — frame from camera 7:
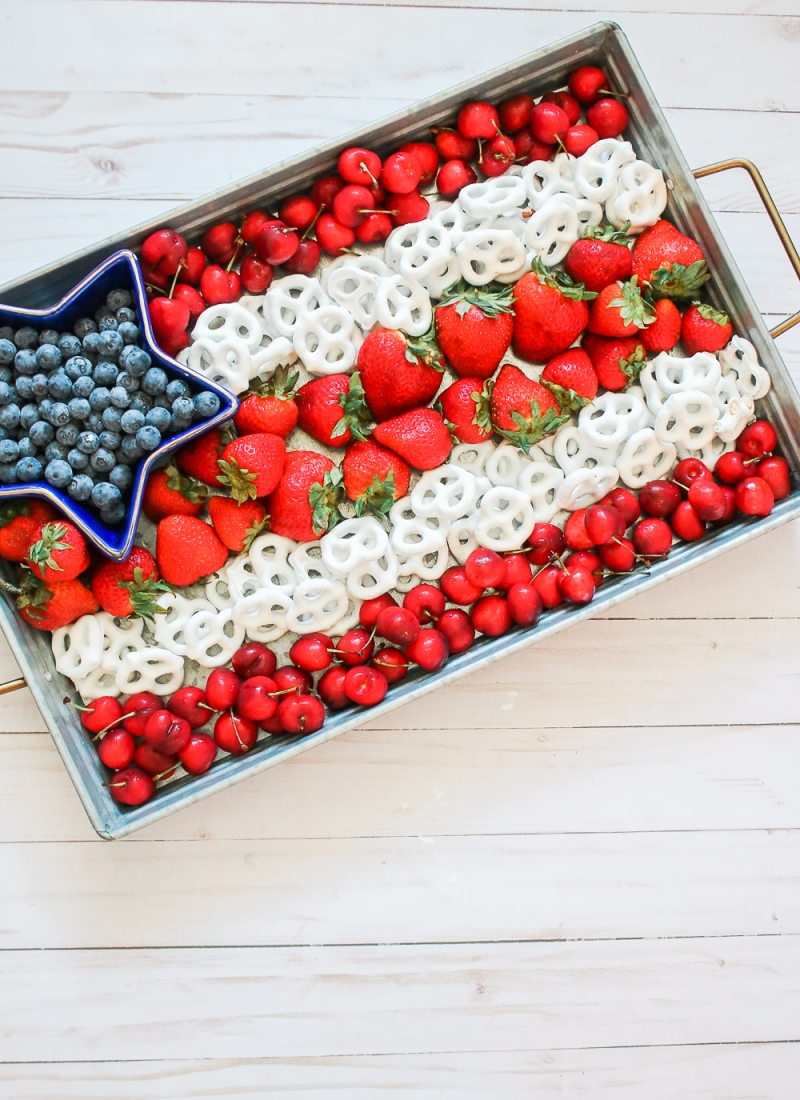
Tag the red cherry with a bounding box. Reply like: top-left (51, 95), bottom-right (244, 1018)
top-left (172, 283), bottom-right (206, 321)
top-left (176, 246), bottom-right (207, 285)
top-left (236, 676), bottom-right (278, 722)
top-left (530, 102), bottom-right (569, 145)
top-left (506, 582), bottom-right (542, 627)
top-left (272, 665), bottom-right (314, 695)
top-left (471, 594), bottom-right (512, 637)
top-left (738, 420), bottom-right (777, 459)
top-left (167, 686), bottom-right (210, 729)
top-left (436, 608), bottom-right (475, 654)
top-left (586, 98), bottom-right (629, 138)
top-left (122, 691), bottom-right (161, 736)
top-left (371, 648), bottom-right (410, 683)
top-left (565, 550), bottom-right (603, 585)
top-left (480, 134), bottom-right (515, 177)
top-left (405, 627), bottom-right (450, 671)
top-left (673, 458), bottom-right (712, 488)
top-left (671, 500), bottom-right (706, 541)
top-left (715, 485), bottom-right (737, 524)
top-left (134, 742), bottom-right (179, 780)
top-left (259, 712), bottom-right (286, 735)
top-left (278, 693), bottom-right (325, 734)
top-left (380, 151), bottom-right (422, 194)
top-left (638, 479), bottom-right (682, 517)
top-left (240, 251), bottom-right (274, 294)
top-left (512, 130), bottom-right (555, 165)
top-left (289, 633), bottom-right (333, 673)
top-left (632, 517), bottom-right (672, 558)
top-left (584, 504), bottom-right (625, 546)
top-left (254, 220), bottom-right (299, 265)
top-left (735, 475), bottom-right (775, 517)
top-left (141, 228), bottom-right (188, 275)
top-left (398, 142), bottom-right (439, 185)
top-left (315, 214), bottom-right (355, 255)
top-left (465, 547), bottom-right (506, 589)
top-left (376, 606), bottom-right (420, 647)
top-left (149, 296), bottom-right (190, 342)
top-left (344, 665), bottom-right (388, 707)
top-left (311, 175), bottom-right (345, 211)
top-left (532, 564), bottom-right (564, 609)
top-left (403, 584), bottom-right (446, 624)
top-left (558, 566), bottom-right (595, 604)
top-left (280, 195), bottom-right (318, 231)
top-left (240, 210), bottom-right (271, 243)
top-left (318, 666), bottom-right (349, 710)
top-left (564, 509), bottom-right (595, 551)
top-left (78, 695), bottom-right (123, 734)
top-left (756, 455), bottom-right (791, 501)
top-left (142, 261), bottom-right (169, 292)
top-left (97, 728), bottom-right (135, 770)
top-left (436, 160), bottom-right (477, 199)
top-left (440, 565), bottom-right (482, 605)
top-left (527, 523), bottom-right (565, 565)
top-left (108, 767), bottom-right (155, 806)
top-left (388, 189), bottom-right (430, 227)
top-left (335, 628), bottom-right (374, 667)
top-left (499, 553), bottom-right (533, 589)
top-left (498, 94), bottom-right (534, 132)
top-left (283, 238), bottom-right (321, 276)
top-left (232, 642), bottom-right (277, 680)
top-left (600, 488), bottom-right (640, 527)
top-left (205, 667), bottom-right (242, 711)
top-left (338, 147), bottom-right (382, 186)
top-left (568, 65), bottom-right (608, 104)
top-left (178, 732), bottom-right (217, 775)
top-left (688, 479), bottom-right (727, 522)
top-left (597, 536), bottom-right (636, 573)
top-left (458, 100), bottom-right (500, 140)
top-left (434, 130), bottom-right (477, 161)
top-left (143, 709), bottom-right (191, 755)
top-left (355, 213), bottom-right (393, 243)
top-left (359, 593), bottom-right (398, 629)
top-left (541, 91), bottom-right (581, 125)
top-left (214, 712), bottom-right (258, 755)
top-left (200, 222), bottom-right (238, 264)
top-left (715, 451), bottom-right (749, 485)
top-left (563, 124), bottom-right (599, 156)
top-left (333, 184), bottom-right (375, 228)
top-left (199, 265), bottom-right (241, 306)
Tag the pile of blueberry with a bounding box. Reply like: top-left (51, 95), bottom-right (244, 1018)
top-left (0, 288), bottom-right (221, 525)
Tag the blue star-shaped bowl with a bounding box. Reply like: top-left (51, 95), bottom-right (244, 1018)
top-left (0, 250), bottom-right (238, 560)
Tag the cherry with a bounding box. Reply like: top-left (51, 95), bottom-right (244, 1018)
top-left (318, 666), bottom-right (349, 710)
top-left (541, 91), bottom-right (581, 126)
top-left (434, 130), bottom-right (477, 161)
top-left (403, 584), bottom-right (446, 624)
top-left (149, 297), bottom-right (190, 343)
top-left (141, 228), bottom-right (188, 275)
top-left (498, 94), bottom-right (534, 132)
top-left (178, 732), bottom-right (217, 775)
top-left (671, 500), bottom-right (706, 541)
top-left (398, 142), bottom-right (439, 185)
top-left (530, 102), bottom-right (569, 145)
top-left (558, 566), bottom-right (595, 604)
top-left (738, 420), bottom-right (777, 458)
top-left (584, 503), bottom-right (625, 546)
top-left (176, 246), bottom-right (207, 285)
top-left (513, 130), bottom-right (554, 164)
top-left (436, 160), bottom-right (477, 199)
top-left (273, 665), bottom-right (314, 694)
top-left (259, 712), bottom-right (286, 735)
top-left (465, 547), bottom-right (505, 589)
top-left (278, 692), bottom-right (326, 733)
top-left (532, 564), bottom-right (564, 609)
top-left (280, 195), bottom-right (318, 231)
top-left (108, 767), bottom-right (155, 806)
top-left (311, 175), bottom-right (345, 211)
top-left (78, 695), bottom-right (123, 734)
top-left (236, 676), bottom-right (278, 722)
top-left (344, 666), bottom-right (388, 707)
top-left (333, 628), bottom-right (374, 667)
top-left (167, 686), bottom-right (210, 729)
top-left (598, 488), bottom-right (638, 527)
top-left (527, 522), bottom-right (564, 565)
top-left (598, 537), bottom-right (636, 573)
top-left (338, 147), bottom-right (382, 186)
top-left (440, 565), bottom-right (483, 605)
top-left (756, 455), bottom-right (791, 501)
top-left (480, 134), bottom-right (515, 177)
top-left (568, 65), bottom-right (608, 104)
top-left (205, 668), bottom-right (242, 711)
top-left (673, 458), bottom-right (712, 487)
top-left (388, 190), bottom-right (430, 226)
top-left (134, 742), bottom-right (179, 780)
top-left (565, 550), bottom-right (603, 585)
top-left (214, 711), bottom-right (258, 755)
top-left (564, 124), bottom-right (599, 156)
top-left (715, 485), bottom-right (737, 524)
top-left (232, 642), bottom-right (277, 680)
top-left (436, 608), bottom-right (475, 654)
top-left (564, 508), bottom-right (595, 551)
top-left (254, 220), bottom-right (299, 265)
top-left (315, 214), bottom-right (355, 255)
top-left (586, 98), bottom-right (629, 138)
top-left (715, 451), bottom-right (749, 485)
top-left (735, 475), bottom-right (774, 517)
top-left (359, 593), bottom-right (398, 629)
top-left (123, 691), bottom-right (161, 736)
top-left (371, 648), bottom-right (410, 683)
top-left (172, 283), bottom-right (207, 321)
top-left (638, 479), bottom-right (681, 517)
top-left (376, 606), bottom-right (420, 647)
top-left (380, 151), bottom-right (422, 194)
top-left (333, 184), bottom-right (374, 228)
top-left (500, 553), bottom-right (533, 589)
top-left (97, 728), bottom-right (135, 770)
top-left (458, 100), bottom-right (500, 140)
top-left (632, 517), bottom-right (672, 558)
top-left (143, 710), bottom-right (191, 755)
top-left (506, 582), bottom-right (543, 627)
top-left (240, 210), bottom-right (271, 243)
top-left (283, 239), bottom-right (322, 275)
top-left (471, 594), bottom-right (512, 637)
top-left (240, 251), bottom-right (274, 294)
top-left (201, 222), bottom-right (238, 264)
top-left (142, 261), bottom-right (169, 292)
top-left (356, 213), bottom-right (393, 242)
top-left (199, 265), bottom-right (241, 306)
top-left (405, 627), bottom-right (449, 671)
top-left (688, 479), bottom-right (727, 522)
top-left (289, 633), bottom-right (333, 673)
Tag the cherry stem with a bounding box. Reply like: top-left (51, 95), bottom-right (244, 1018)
top-left (359, 162), bottom-right (378, 187)
top-left (555, 136), bottom-right (569, 155)
top-left (301, 205), bottom-right (324, 241)
top-left (225, 238), bottom-right (244, 274)
top-left (65, 698), bottom-right (92, 712)
top-left (168, 259), bottom-right (185, 299)
top-left (599, 88), bottom-right (629, 99)
top-left (197, 701), bottom-right (217, 711)
top-left (152, 767), bottom-right (177, 782)
top-left (228, 709), bottom-right (246, 750)
top-left (95, 710), bottom-right (136, 738)
top-left (672, 480), bottom-right (690, 491)
top-left (359, 209), bottom-right (398, 217)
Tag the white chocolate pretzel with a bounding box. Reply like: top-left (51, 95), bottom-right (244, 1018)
top-left (605, 160), bottom-right (668, 234)
top-left (181, 336), bottom-right (252, 395)
top-left (192, 302), bottom-right (264, 353)
top-left (516, 461), bottom-right (565, 524)
top-left (248, 533), bottom-right (298, 596)
top-left (522, 196), bottom-right (580, 268)
top-left (410, 465), bottom-right (479, 520)
top-left (232, 587), bottom-right (292, 643)
top-left (52, 613), bottom-right (105, 682)
top-left (375, 274), bottom-right (432, 337)
top-left (616, 428), bottom-right (677, 488)
top-left (153, 593), bottom-right (216, 658)
top-left (653, 351), bottom-right (721, 396)
top-left (522, 153), bottom-right (581, 210)
top-left (384, 220), bottom-right (453, 284)
top-left (574, 138), bottom-right (636, 203)
top-left (555, 466), bottom-right (620, 511)
top-left (389, 496), bottom-right (450, 558)
top-left (654, 390), bottom-right (719, 451)
top-left (325, 265), bottom-right (380, 331)
top-left (292, 304), bottom-right (359, 376)
top-left (184, 608), bottom-right (245, 669)
top-left (286, 578), bottom-right (349, 634)
top-left (474, 486), bottom-right (535, 552)
top-left (579, 390), bottom-right (648, 449)
top-left (456, 228), bottom-right (527, 286)
top-left (321, 517), bottom-right (389, 577)
top-left (264, 275), bottom-right (329, 338)
top-left (553, 422), bottom-right (621, 475)
top-left (115, 647), bottom-right (184, 697)
top-left (459, 175), bottom-right (527, 219)
top-left (720, 336), bottom-right (771, 400)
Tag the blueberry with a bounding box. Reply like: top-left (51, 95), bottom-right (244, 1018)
top-left (45, 459), bottom-right (73, 488)
top-left (0, 439), bottom-right (20, 463)
top-left (36, 344), bottom-right (61, 371)
top-left (100, 499), bottom-right (127, 525)
top-left (122, 350), bottom-right (152, 381)
top-left (107, 289), bottom-right (132, 311)
top-left (15, 376), bottom-right (34, 402)
top-left (129, 393), bottom-right (153, 415)
top-left (15, 456), bottom-right (43, 482)
top-left (171, 396), bottom-right (194, 420)
top-left (120, 408), bottom-right (145, 434)
top-left (30, 374), bottom-right (50, 402)
top-left (93, 362), bottom-right (118, 388)
top-left (64, 355), bottom-right (93, 381)
top-left (101, 406), bottom-right (122, 432)
top-left (38, 400), bottom-right (53, 423)
top-left (14, 327), bottom-right (38, 350)
top-left (17, 437), bottom-right (36, 459)
top-left (97, 331), bottom-right (124, 358)
top-left (0, 465), bottom-right (18, 485)
top-left (56, 423), bottom-right (78, 447)
top-left (57, 333), bottom-right (82, 359)
top-left (19, 404), bottom-right (39, 432)
top-left (145, 406), bottom-right (171, 433)
top-left (0, 403), bottom-right (20, 431)
top-left (142, 367), bottom-right (168, 395)
top-left (83, 331), bottom-right (101, 357)
top-left (109, 386), bottom-right (130, 409)
top-left (68, 473), bottom-right (94, 502)
top-left (38, 329), bottom-right (60, 347)
top-left (0, 327), bottom-right (11, 342)
top-left (115, 371), bottom-right (138, 393)
top-left (135, 424), bottom-right (161, 452)
top-left (67, 397), bottom-right (91, 422)
top-left (98, 315), bottom-right (118, 333)
top-left (116, 307), bottom-right (137, 325)
top-left (117, 322), bottom-right (140, 345)
top-left (166, 379), bottom-right (190, 402)
top-left (109, 464), bottom-right (132, 492)
top-left (71, 376), bottom-right (95, 400)
top-left (95, 305), bottom-right (114, 324)
top-left (0, 426), bottom-right (8, 441)
top-left (47, 402), bottom-right (71, 427)
top-left (170, 415), bottom-right (193, 433)
top-left (29, 421), bottom-right (54, 447)
top-left (92, 481), bottom-right (122, 510)
top-left (0, 367), bottom-right (12, 384)
top-left (89, 447), bottom-right (116, 474)
top-left (48, 372), bottom-right (73, 401)
top-left (153, 394), bottom-right (171, 410)
top-left (89, 387), bottom-right (111, 412)
top-left (86, 413), bottom-right (104, 434)
top-left (77, 431), bottom-right (99, 454)
top-left (0, 339), bottom-right (15, 365)
top-left (73, 317), bottom-right (97, 340)
top-left (67, 447), bottom-right (89, 471)
top-left (45, 442), bottom-right (70, 464)
top-left (120, 434), bottom-right (143, 461)
top-left (14, 349), bottom-right (38, 376)
top-left (99, 430), bottom-right (121, 451)
top-left (0, 382), bottom-right (13, 407)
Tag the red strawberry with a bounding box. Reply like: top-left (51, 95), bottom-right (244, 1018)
top-left (631, 219), bottom-right (709, 299)
top-left (564, 225), bottom-right (632, 293)
top-left (268, 451), bottom-right (343, 542)
top-left (207, 496), bottom-right (268, 552)
top-left (233, 365), bottom-right (299, 438)
top-left (641, 298), bottom-right (682, 353)
top-left (342, 439), bottom-right (411, 516)
top-left (438, 378), bottom-right (492, 444)
top-left (0, 501), bottom-right (57, 562)
top-left (540, 348), bottom-right (598, 410)
top-left (143, 465), bottom-right (207, 523)
top-left (17, 577), bottom-right (99, 631)
top-left (372, 408), bottom-right (452, 470)
top-left (358, 327), bottom-right (444, 422)
top-left (582, 333), bottom-right (645, 391)
top-left (512, 262), bottom-right (595, 363)
top-left (296, 371), bottom-right (372, 447)
top-left (26, 521), bottom-right (89, 583)
top-left (434, 281), bottom-right (514, 380)
top-left (90, 547), bottom-right (169, 619)
top-left (681, 303), bottom-right (732, 355)
top-left (217, 433), bottom-right (285, 501)
top-left (490, 363), bottom-right (568, 451)
top-left (175, 427), bottom-right (226, 486)
top-left (587, 278), bottom-right (654, 338)
top-left (155, 515), bottom-right (228, 586)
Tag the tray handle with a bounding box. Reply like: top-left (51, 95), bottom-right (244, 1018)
top-left (694, 159), bottom-right (800, 340)
top-left (0, 676), bottom-right (26, 695)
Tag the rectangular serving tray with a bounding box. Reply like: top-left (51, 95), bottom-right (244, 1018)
top-left (2, 21), bottom-right (799, 839)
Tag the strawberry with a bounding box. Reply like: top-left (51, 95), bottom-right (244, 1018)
top-left (175, 427), bottom-right (226, 486)
top-left (296, 371), bottom-right (372, 447)
top-left (17, 576), bottom-right (99, 631)
top-left (208, 496), bottom-right (268, 552)
top-left (587, 277), bottom-right (654, 338)
top-left (540, 348), bottom-right (598, 410)
top-left (268, 451), bottom-right (343, 542)
top-left (233, 365), bottom-right (299, 438)
top-left (358, 327), bottom-right (444, 422)
top-left (641, 298), bottom-right (682, 353)
top-left (631, 219), bottom-right (709, 300)
top-left (681, 303), bottom-right (732, 355)
top-left (434, 281), bottom-right (514, 380)
top-left (582, 333), bottom-right (645, 391)
top-left (90, 546), bottom-right (169, 619)
top-left (371, 408), bottom-right (452, 470)
top-left (143, 465), bottom-right (207, 523)
top-left (512, 261), bottom-right (595, 363)
top-left (342, 439), bottom-right (411, 516)
top-left (155, 515), bottom-right (228, 586)
top-left (564, 224), bottom-right (632, 293)
top-left (0, 501), bottom-right (57, 562)
top-left (26, 521), bottom-right (89, 583)
top-left (438, 378), bottom-right (492, 444)
top-left (217, 433), bottom-right (285, 501)
top-left (489, 363), bottom-right (568, 452)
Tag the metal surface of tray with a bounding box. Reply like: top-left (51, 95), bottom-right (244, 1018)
top-left (2, 21), bottom-right (799, 838)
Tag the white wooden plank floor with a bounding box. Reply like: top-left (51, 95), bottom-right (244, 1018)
top-left (0, 1), bottom-right (799, 1095)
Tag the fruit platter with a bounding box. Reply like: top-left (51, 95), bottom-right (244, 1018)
top-left (1, 22), bottom-right (799, 838)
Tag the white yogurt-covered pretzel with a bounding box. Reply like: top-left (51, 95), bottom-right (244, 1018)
top-left (384, 221), bottom-right (453, 284)
top-left (204, 567), bottom-right (236, 612)
top-left (321, 517), bottom-right (389, 577)
top-left (334, 596), bottom-right (363, 635)
top-left (484, 441), bottom-right (531, 487)
top-left (425, 253), bottom-right (461, 300)
top-left (249, 335), bottom-right (297, 384)
top-left (516, 461), bottom-right (565, 524)
top-left (676, 435), bottom-right (735, 471)
top-left (225, 555), bottom-right (260, 604)
top-left (555, 466), bottom-right (620, 511)
top-left (720, 336), bottom-right (771, 400)
top-left (346, 547), bottom-right (400, 600)
top-left (579, 390), bottom-right (648, 449)
top-left (560, 192), bottom-right (604, 230)
top-left (574, 138), bottom-right (636, 203)
top-left (375, 274), bottom-right (432, 337)
top-left (459, 175), bottom-right (527, 219)
top-left (192, 302), bottom-right (264, 353)
top-left (553, 422), bottom-right (621, 474)
top-left (410, 465), bottom-right (479, 520)
top-left (264, 275), bottom-right (329, 338)
top-left (474, 486), bottom-right (535, 552)
top-left (248, 533), bottom-right (297, 596)
top-left (616, 428), bottom-right (677, 488)
top-left (325, 265), bottom-right (380, 331)
top-left (447, 512), bottom-right (479, 565)
top-left (653, 351), bottom-right (721, 396)
top-left (389, 496), bottom-right (450, 558)
top-left (430, 203), bottom-right (484, 247)
top-left (115, 647), bottom-right (184, 697)
top-left (522, 154), bottom-right (581, 210)
top-left (715, 392), bottom-right (755, 442)
top-left (639, 360), bottom-right (667, 418)
top-left (320, 254), bottom-right (391, 293)
top-left (231, 587), bottom-right (292, 643)
top-left (654, 390), bottom-right (718, 451)
top-left (451, 440), bottom-right (496, 478)
top-left (184, 608), bottom-right (245, 669)
top-left (605, 160), bottom-right (668, 234)
top-left (52, 613), bottom-right (104, 682)
top-left (73, 612), bottom-right (147, 700)
top-left (292, 304), bottom-right (359, 376)
top-left (153, 593), bottom-right (216, 657)
top-left (522, 195), bottom-right (580, 268)
top-left (288, 541), bottom-right (332, 584)
top-left (181, 336), bottom-right (252, 395)
top-left (456, 228), bottom-right (527, 286)
top-left (395, 544), bottom-right (450, 585)
top-left (286, 578), bottom-right (349, 634)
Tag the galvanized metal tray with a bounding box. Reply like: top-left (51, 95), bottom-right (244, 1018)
top-left (1, 21), bottom-right (799, 839)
